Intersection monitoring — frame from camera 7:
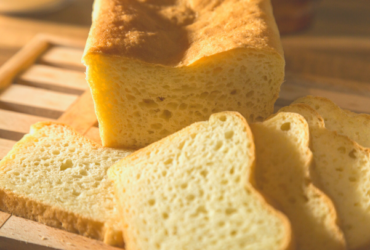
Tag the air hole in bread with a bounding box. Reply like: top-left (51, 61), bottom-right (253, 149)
top-left (187, 194), bottom-right (195, 201)
top-left (348, 177), bottom-right (357, 182)
top-left (256, 116), bottom-right (264, 122)
top-left (160, 110), bottom-right (172, 121)
top-left (225, 208), bottom-right (237, 215)
top-left (337, 147), bottom-right (346, 154)
top-left (349, 149), bottom-right (357, 159)
top-left (280, 122), bottom-right (291, 131)
top-left (59, 159), bottom-right (73, 171)
top-left (148, 199), bottom-right (156, 206)
top-left (224, 131), bottom-right (234, 139)
top-left (218, 115), bottom-right (227, 122)
top-left (162, 212), bottom-right (169, 219)
top-left (214, 141), bottom-right (223, 150)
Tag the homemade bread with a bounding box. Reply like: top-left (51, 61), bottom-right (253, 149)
top-left (251, 112), bottom-right (345, 250)
top-left (108, 112), bottom-right (292, 250)
top-left (281, 104), bottom-right (370, 250)
top-left (0, 122), bottom-right (132, 246)
top-left (293, 95), bottom-right (370, 147)
top-left (83, 0), bottom-right (285, 149)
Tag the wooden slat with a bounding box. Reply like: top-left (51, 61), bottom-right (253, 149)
top-left (284, 48), bottom-right (370, 83)
top-left (0, 109), bottom-right (53, 141)
top-left (0, 211), bottom-right (11, 228)
top-left (0, 138), bottom-right (16, 160)
top-left (0, 84), bottom-right (78, 119)
top-left (39, 46), bottom-right (85, 71)
top-left (0, 216), bottom-right (121, 250)
top-left (58, 90), bottom-right (97, 135)
top-left (285, 72), bottom-right (370, 97)
top-left (84, 127), bottom-right (101, 145)
top-left (278, 83), bottom-right (370, 114)
top-left (18, 64), bottom-right (88, 94)
top-left (0, 35), bottom-right (50, 90)
top-left (283, 37), bottom-right (370, 51)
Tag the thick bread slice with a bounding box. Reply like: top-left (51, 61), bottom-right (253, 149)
top-left (108, 112), bottom-right (292, 250)
top-left (251, 112), bottom-right (345, 250)
top-left (83, 0), bottom-right (285, 149)
top-left (0, 122), bottom-right (132, 247)
top-left (293, 95), bottom-right (370, 148)
top-left (280, 104), bottom-right (370, 250)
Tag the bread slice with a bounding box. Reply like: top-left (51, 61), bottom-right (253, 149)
top-left (0, 122), bottom-right (132, 247)
top-left (280, 104), bottom-right (370, 250)
top-left (83, 0), bottom-right (285, 149)
top-left (251, 112), bottom-right (345, 250)
top-left (293, 95), bottom-right (370, 148)
top-left (108, 112), bottom-right (292, 250)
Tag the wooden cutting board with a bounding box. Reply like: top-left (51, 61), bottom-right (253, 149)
top-left (0, 34), bottom-right (369, 250)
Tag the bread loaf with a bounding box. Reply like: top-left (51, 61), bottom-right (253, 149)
top-left (83, 0), bottom-right (285, 149)
top-left (293, 95), bottom-right (370, 148)
top-left (0, 122), bottom-right (132, 246)
top-left (280, 104), bottom-right (370, 250)
top-left (251, 112), bottom-right (345, 250)
top-left (108, 112), bottom-right (292, 250)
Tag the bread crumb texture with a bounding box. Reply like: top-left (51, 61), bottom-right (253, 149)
top-left (109, 112), bottom-right (291, 250)
top-left (281, 104), bottom-right (370, 250)
top-left (83, 0), bottom-right (285, 149)
top-left (0, 122), bottom-right (132, 246)
top-left (252, 112), bottom-right (345, 250)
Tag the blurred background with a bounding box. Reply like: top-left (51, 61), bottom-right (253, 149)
top-left (0, 0), bottom-right (369, 109)
top-left (1, 0), bottom-right (369, 70)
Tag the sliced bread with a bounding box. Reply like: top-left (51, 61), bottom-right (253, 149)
top-left (83, 0), bottom-right (285, 149)
top-left (251, 112), bottom-right (345, 250)
top-left (293, 95), bottom-right (370, 147)
top-left (281, 104), bottom-right (370, 250)
top-left (0, 122), bottom-right (132, 246)
top-left (108, 112), bottom-right (292, 250)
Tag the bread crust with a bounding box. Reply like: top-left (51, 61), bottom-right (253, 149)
top-left (83, 0), bottom-right (284, 67)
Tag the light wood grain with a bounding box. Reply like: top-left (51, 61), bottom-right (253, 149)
top-left (0, 211), bottom-right (11, 228)
top-left (0, 35), bottom-right (50, 90)
top-left (0, 109), bottom-right (53, 141)
top-left (284, 73), bottom-right (370, 96)
top-left (57, 90), bottom-right (97, 135)
top-left (284, 49), bottom-right (370, 83)
top-left (0, 138), bottom-right (16, 160)
top-left (0, 84), bottom-right (78, 119)
top-left (39, 46), bottom-right (85, 71)
top-left (18, 64), bottom-right (88, 94)
top-left (283, 37), bottom-right (370, 51)
top-left (0, 216), bottom-right (121, 250)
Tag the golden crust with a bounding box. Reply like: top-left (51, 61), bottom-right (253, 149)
top-left (83, 0), bottom-right (283, 66)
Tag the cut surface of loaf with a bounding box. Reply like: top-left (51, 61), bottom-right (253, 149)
top-left (108, 112), bottom-right (292, 250)
top-left (0, 122), bottom-right (132, 247)
top-left (251, 112), bottom-right (345, 250)
top-left (293, 95), bottom-right (370, 148)
top-left (83, 0), bottom-right (285, 149)
top-left (280, 104), bottom-right (370, 250)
